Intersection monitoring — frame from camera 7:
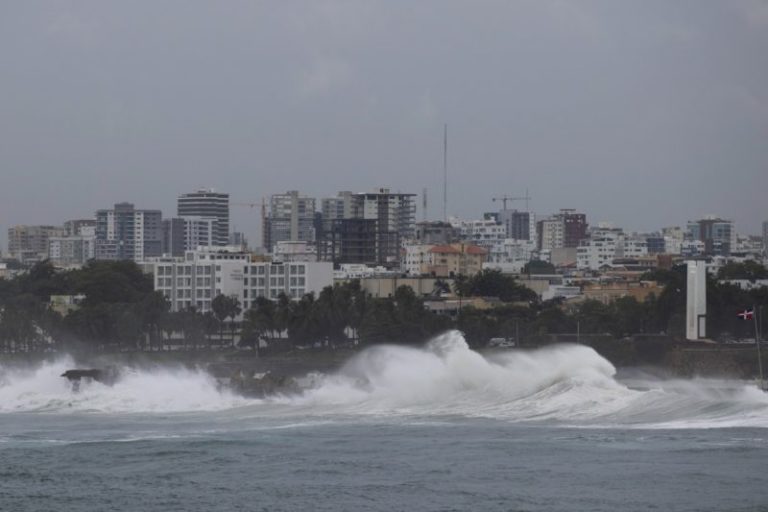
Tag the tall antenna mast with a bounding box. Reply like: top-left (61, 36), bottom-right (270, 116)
top-left (443, 123), bottom-right (448, 222)
top-left (422, 187), bottom-right (428, 222)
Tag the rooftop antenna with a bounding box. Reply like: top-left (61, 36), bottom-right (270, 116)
top-left (443, 123), bottom-right (448, 222)
top-left (422, 187), bottom-right (428, 222)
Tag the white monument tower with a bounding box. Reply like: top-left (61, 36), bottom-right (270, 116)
top-left (686, 260), bottom-right (707, 340)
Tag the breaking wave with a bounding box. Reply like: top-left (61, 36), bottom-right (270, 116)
top-left (285, 331), bottom-right (768, 428)
top-left (2, 331), bottom-right (767, 428)
top-left (0, 357), bottom-right (248, 413)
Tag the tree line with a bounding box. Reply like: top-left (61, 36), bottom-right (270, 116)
top-left (0, 261), bottom-right (766, 355)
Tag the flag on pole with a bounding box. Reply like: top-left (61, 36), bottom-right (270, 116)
top-left (737, 309), bottom-right (754, 320)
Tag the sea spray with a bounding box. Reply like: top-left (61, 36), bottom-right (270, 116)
top-left (0, 357), bottom-right (249, 413)
top-left (2, 331), bottom-right (768, 428)
top-left (287, 331), bottom-right (768, 427)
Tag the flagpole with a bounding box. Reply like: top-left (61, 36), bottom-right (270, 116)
top-left (755, 304), bottom-right (765, 391)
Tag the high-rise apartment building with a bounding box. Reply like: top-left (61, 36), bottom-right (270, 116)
top-left (177, 189), bottom-right (230, 246)
top-left (95, 202), bottom-right (163, 261)
top-left (7, 225), bottom-right (66, 263)
top-left (498, 210), bottom-right (534, 241)
top-left (263, 191), bottom-right (317, 252)
top-left (64, 219), bottom-right (96, 237)
top-left (320, 191), bottom-right (354, 233)
top-left (323, 218), bottom-right (381, 267)
top-left (350, 188), bottom-right (417, 240)
top-left (686, 216), bottom-right (735, 256)
top-left (561, 209), bottom-right (588, 248)
top-left (162, 217), bottom-right (216, 257)
top-left (536, 209), bottom-right (588, 251)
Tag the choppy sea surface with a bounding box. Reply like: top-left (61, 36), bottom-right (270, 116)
top-left (2, 332), bottom-right (768, 512)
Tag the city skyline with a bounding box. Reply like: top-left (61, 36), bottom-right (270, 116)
top-left (1, 2), bottom-right (767, 245)
top-left (3, 185), bottom-right (763, 255)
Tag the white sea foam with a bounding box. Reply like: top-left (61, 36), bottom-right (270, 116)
top-left (284, 331), bottom-right (768, 428)
top-left (0, 357), bottom-right (249, 413)
top-left (2, 331), bottom-right (768, 428)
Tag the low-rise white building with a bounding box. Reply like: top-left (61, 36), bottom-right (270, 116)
top-left (403, 244), bottom-right (433, 275)
top-left (450, 218), bottom-right (505, 249)
top-left (333, 264), bottom-right (397, 280)
top-left (146, 248), bottom-right (333, 316)
top-left (272, 240), bottom-right (317, 262)
top-left (487, 239), bottom-right (537, 265)
top-left (577, 234), bottom-right (620, 270)
top-left (576, 228), bottom-right (649, 271)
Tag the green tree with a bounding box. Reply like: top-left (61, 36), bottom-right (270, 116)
top-left (522, 260), bottom-right (556, 275)
top-left (718, 261), bottom-right (768, 281)
top-left (458, 269), bottom-right (537, 303)
top-left (211, 294), bottom-right (241, 346)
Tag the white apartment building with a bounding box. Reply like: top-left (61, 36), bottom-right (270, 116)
top-left (577, 234), bottom-right (620, 270)
top-left (48, 234), bottom-right (96, 267)
top-left (450, 218), bottom-right (506, 249)
top-left (681, 239), bottom-right (706, 257)
top-left (263, 191), bottom-right (317, 251)
top-left (619, 237), bottom-right (649, 259)
top-left (487, 239), bottom-right (537, 265)
top-left (403, 244), bottom-right (433, 275)
top-left (333, 264), bottom-right (396, 280)
top-left (577, 230), bottom-right (650, 270)
top-left (272, 241), bottom-right (317, 262)
top-left (148, 249), bottom-right (333, 316)
top-left (538, 218), bottom-right (564, 251)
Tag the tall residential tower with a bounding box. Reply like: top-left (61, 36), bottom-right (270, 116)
top-left (177, 189), bottom-right (230, 246)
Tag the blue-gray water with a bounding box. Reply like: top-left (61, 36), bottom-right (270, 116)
top-left (2, 333), bottom-right (768, 511)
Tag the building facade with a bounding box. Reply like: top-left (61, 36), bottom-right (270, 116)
top-left (350, 188), bottom-right (417, 240)
top-left (451, 218), bottom-right (506, 249)
top-left (95, 203), bottom-right (163, 261)
top-left (320, 191), bottom-right (354, 233)
top-left (263, 190), bottom-right (317, 252)
top-left (48, 234), bottom-right (95, 266)
top-left (149, 249), bottom-right (333, 315)
top-left (498, 210), bottom-right (534, 242)
top-left (177, 189), bottom-right (230, 246)
top-left (403, 243), bottom-right (487, 277)
top-left (7, 225), bottom-right (66, 263)
top-left (162, 217), bottom-right (216, 257)
top-left (414, 221), bottom-right (459, 245)
top-left (687, 216), bottom-right (735, 256)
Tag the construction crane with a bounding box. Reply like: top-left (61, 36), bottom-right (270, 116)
top-left (232, 199), bottom-right (268, 244)
top-left (492, 190), bottom-right (531, 211)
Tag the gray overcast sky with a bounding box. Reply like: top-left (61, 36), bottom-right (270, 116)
top-left (1, 1), bottom-right (767, 248)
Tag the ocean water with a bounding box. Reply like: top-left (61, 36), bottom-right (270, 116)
top-left (2, 332), bottom-right (768, 512)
